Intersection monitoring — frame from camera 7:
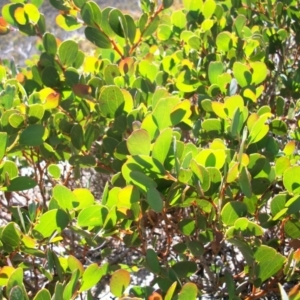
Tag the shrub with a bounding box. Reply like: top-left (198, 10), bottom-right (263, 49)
top-left (0, 0), bottom-right (300, 299)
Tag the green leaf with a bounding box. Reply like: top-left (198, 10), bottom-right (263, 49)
top-left (165, 282), bottom-right (177, 300)
top-left (195, 149), bottom-right (226, 170)
top-left (47, 164), bottom-right (61, 179)
top-left (145, 249), bottom-right (161, 274)
top-left (6, 176), bottom-right (37, 192)
top-left (127, 129), bottom-right (151, 156)
top-left (53, 185), bottom-right (79, 210)
top-left (233, 62), bottom-right (252, 87)
top-left (275, 157), bottom-right (290, 176)
top-left (190, 160), bottom-right (210, 191)
top-left (239, 167), bottom-right (252, 198)
top-left (138, 60), bottom-right (158, 83)
top-left (7, 268), bottom-right (25, 298)
top-left (70, 124), bottom-right (84, 150)
top-left (68, 255), bottom-right (84, 276)
top-left (9, 286), bottom-right (26, 300)
top-left (250, 61), bottom-right (268, 85)
top-left (109, 9), bottom-right (128, 38)
top-left (28, 104), bottom-right (45, 123)
top-left (221, 201), bottom-right (248, 226)
top-left (152, 128), bottom-right (173, 165)
top-left (234, 217), bottom-right (264, 236)
top-left (1, 222), bottom-right (20, 249)
top-left (283, 166), bottom-right (300, 194)
top-left (85, 27), bottom-right (111, 49)
top-left (201, 118), bottom-right (222, 135)
top-left (19, 124), bottom-right (45, 146)
top-left (233, 14), bottom-right (246, 36)
top-left (152, 97), bottom-right (180, 129)
top-left (271, 194), bottom-right (288, 217)
top-left (178, 283), bottom-right (198, 300)
top-left (171, 10), bottom-right (186, 29)
top-left (33, 289), bottom-right (51, 300)
top-left (41, 66), bottom-right (60, 87)
top-left (248, 116), bottom-right (269, 145)
top-left (284, 219), bottom-right (300, 238)
top-left (79, 263), bottom-right (104, 292)
top-left (43, 32), bottom-right (57, 56)
top-left (73, 188), bottom-right (95, 210)
top-left (142, 15), bottom-right (160, 38)
top-left (203, 0), bottom-right (216, 18)
top-left (157, 24), bottom-right (172, 41)
top-left (224, 269), bottom-right (236, 300)
top-left (208, 61), bottom-right (223, 85)
top-left (178, 219), bottom-right (196, 236)
top-left (216, 31), bottom-right (232, 52)
top-left (0, 132), bottom-right (7, 161)
top-left (56, 14), bottom-right (82, 31)
top-left (172, 261), bottom-right (197, 278)
top-left (63, 269), bottom-right (80, 300)
top-left (187, 241), bottom-right (204, 256)
top-left (58, 40), bottom-right (78, 67)
top-left (81, 1), bottom-right (102, 27)
top-left (98, 86), bottom-right (125, 118)
top-left (125, 14), bottom-right (136, 44)
top-left (163, 0), bottom-right (174, 9)
top-left (34, 209), bottom-right (69, 238)
top-left (50, 0), bottom-right (70, 10)
top-left (253, 245), bottom-right (285, 285)
top-left (110, 269), bottom-right (131, 297)
top-left (269, 120), bottom-right (287, 136)
top-left (146, 187), bottom-right (163, 212)
top-left (122, 155), bottom-right (165, 183)
top-left (77, 205), bottom-right (108, 227)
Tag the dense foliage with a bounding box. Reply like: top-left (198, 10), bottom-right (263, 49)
top-left (0, 0), bottom-right (300, 299)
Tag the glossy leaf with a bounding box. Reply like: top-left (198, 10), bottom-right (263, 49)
top-left (221, 201), bottom-right (248, 226)
top-left (34, 209), bottom-right (69, 238)
top-left (77, 205), bottom-right (108, 227)
top-left (98, 86), bottom-right (125, 118)
top-left (110, 269), bottom-right (131, 297)
top-left (79, 264), bottom-right (104, 292)
top-left (85, 27), bottom-right (111, 49)
top-left (127, 129), bottom-right (151, 156)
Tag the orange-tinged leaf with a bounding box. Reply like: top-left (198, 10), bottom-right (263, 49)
top-left (110, 269), bottom-right (131, 297)
top-left (119, 57), bottom-right (135, 75)
top-left (44, 92), bottom-right (60, 109)
top-left (294, 249), bottom-right (300, 262)
top-left (14, 7), bottom-right (27, 25)
top-left (68, 255), bottom-right (84, 276)
top-left (0, 17), bottom-right (9, 35)
top-left (0, 17), bottom-right (8, 27)
top-left (148, 292), bottom-right (163, 300)
top-left (288, 283), bottom-right (300, 298)
top-left (284, 141), bottom-right (295, 156)
top-left (16, 72), bottom-right (25, 83)
top-left (72, 84), bottom-right (93, 99)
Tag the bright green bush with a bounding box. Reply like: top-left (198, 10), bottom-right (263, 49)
top-left (0, 0), bottom-right (300, 299)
